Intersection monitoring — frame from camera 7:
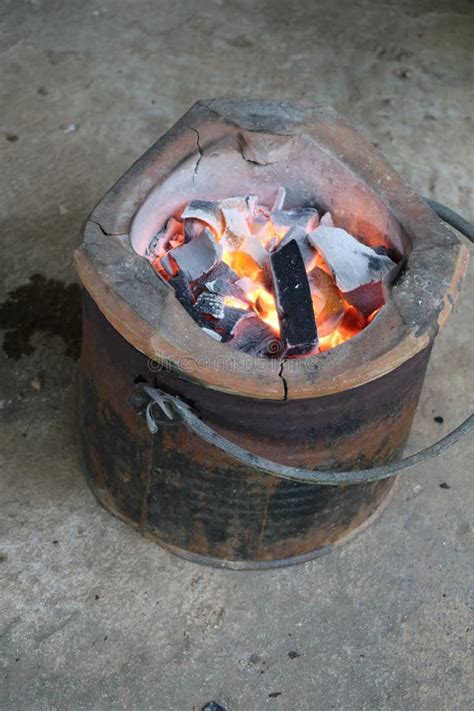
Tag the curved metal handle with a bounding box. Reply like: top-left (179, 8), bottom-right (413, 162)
top-left (143, 386), bottom-right (472, 486)
top-left (140, 200), bottom-right (473, 486)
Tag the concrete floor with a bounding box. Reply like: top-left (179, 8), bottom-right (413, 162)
top-left (1, 1), bottom-right (473, 709)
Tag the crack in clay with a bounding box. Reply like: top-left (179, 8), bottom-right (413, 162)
top-left (278, 358), bottom-right (288, 400)
top-left (89, 219), bottom-right (127, 238)
top-left (189, 127), bottom-right (203, 183)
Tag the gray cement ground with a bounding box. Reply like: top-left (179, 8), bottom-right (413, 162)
top-left (1, 1), bottom-right (473, 709)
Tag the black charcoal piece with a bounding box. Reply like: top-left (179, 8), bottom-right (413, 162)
top-left (195, 292), bottom-right (225, 319)
top-left (278, 225), bottom-right (315, 269)
top-left (217, 306), bottom-right (249, 340)
top-left (191, 261), bottom-right (241, 299)
top-left (206, 278), bottom-right (246, 300)
top-left (168, 272), bottom-right (195, 315)
top-left (229, 314), bottom-right (282, 358)
top-left (181, 200), bottom-right (224, 235)
top-left (204, 261), bottom-right (240, 293)
top-left (271, 208), bottom-right (319, 232)
top-left (205, 260), bottom-right (240, 283)
top-left (169, 229), bottom-right (222, 282)
top-left (270, 239), bottom-right (318, 356)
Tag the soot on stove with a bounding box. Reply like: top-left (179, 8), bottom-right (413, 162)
top-left (146, 188), bottom-right (398, 358)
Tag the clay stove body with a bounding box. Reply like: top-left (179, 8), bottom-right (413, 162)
top-left (75, 100), bottom-right (468, 568)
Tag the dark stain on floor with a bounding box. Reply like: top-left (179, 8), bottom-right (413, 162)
top-left (0, 274), bottom-right (82, 359)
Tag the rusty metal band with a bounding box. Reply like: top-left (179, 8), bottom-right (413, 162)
top-left (140, 200), bottom-right (473, 486)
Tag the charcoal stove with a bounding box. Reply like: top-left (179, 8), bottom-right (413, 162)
top-left (75, 100), bottom-right (472, 568)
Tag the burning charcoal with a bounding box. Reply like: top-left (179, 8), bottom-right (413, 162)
top-left (320, 211), bottom-right (334, 227)
top-left (202, 261), bottom-right (239, 284)
top-left (191, 260), bottom-right (240, 298)
top-left (309, 267), bottom-right (344, 337)
top-left (217, 305), bottom-right (249, 340)
top-left (308, 226), bottom-right (397, 317)
top-left (229, 314), bottom-right (282, 358)
top-left (252, 220), bottom-right (277, 251)
top-left (206, 260), bottom-right (240, 283)
top-left (235, 276), bottom-right (255, 295)
top-left (219, 196), bottom-right (252, 249)
top-left (219, 195), bottom-right (252, 212)
top-left (271, 208), bottom-right (319, 232)
top-left (147, 217), bottom-right (183, 259)
top-left (251, 201), bottom-right (271, 227)
top-left (270, 240), bottom-right (318, 356)
top-left (195, 292), bottom-right (225, 320)
top-left (240, 234), bottom-right (268, 267)
top-left (278, 225), bottom-right (315, 269)
top-left (168, 271), bottom-right (195, 315)
top-left (271, 186), bottom-right (286, 212)
top-left (182, 200), bottom-right (224, 235)
top-left (184, 218), bottom-right (206, 242)
top-left (168, 235), bottom-right (184, 249)
top-left (206, 275), bottom-right (247, 301)
top-left (347, 283), bottom-right (388, 319)
top-left (169, 228), bottom-right (222, 282)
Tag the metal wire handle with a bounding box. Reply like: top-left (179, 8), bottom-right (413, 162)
top-left (140, 200), bottom-right (473, 486)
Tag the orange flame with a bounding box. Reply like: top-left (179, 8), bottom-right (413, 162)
top-left (156, 210), bottom-right (379, 354)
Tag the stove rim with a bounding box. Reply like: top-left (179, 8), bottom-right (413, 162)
top-left (74, 99), bottom-right (468, 401)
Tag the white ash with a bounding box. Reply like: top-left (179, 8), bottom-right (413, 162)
top-left (240, 234), bottom-right (268, 266)
top-left (320, 211), bottom-right (335, 227)
top-left (195, 292), bottom-right (226, 319)
top-left (221, 204), bottom-right (251, 250)
top-left (169, 228), bottom-right (222, 281)
top-left (181, 200), bottom-right (224, 235)
top-left (307, 226), bottom-right (397, 292)
top-left (271, 208), bottom-right (319, 232)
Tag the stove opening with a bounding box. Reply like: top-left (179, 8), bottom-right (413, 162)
top-left (145, 187), bottom-right (400, 359)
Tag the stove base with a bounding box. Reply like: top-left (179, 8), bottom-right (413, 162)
top-left (78, 295), bottom-right (425, 569)
top-left (81, 469), bottom-right (396, 569)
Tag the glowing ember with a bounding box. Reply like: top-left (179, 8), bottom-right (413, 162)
top-left (147, 189), bottom-right (398, 358)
